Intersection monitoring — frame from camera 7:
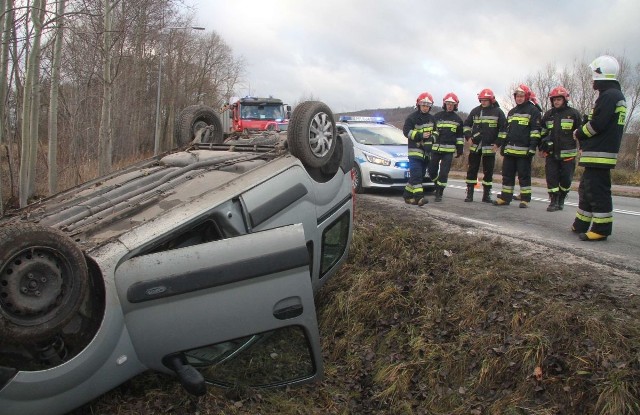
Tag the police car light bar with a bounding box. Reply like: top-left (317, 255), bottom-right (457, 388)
top-left (338, 116), bottom-right (385, 123)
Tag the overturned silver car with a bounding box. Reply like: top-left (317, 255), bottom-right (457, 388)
top-left (0, 101), bottom-right (354, 415)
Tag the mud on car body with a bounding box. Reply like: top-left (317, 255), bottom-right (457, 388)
top-left (0, 101), bottom-right (354, 415)
top-left (337, 116), bottom-right (434, 193)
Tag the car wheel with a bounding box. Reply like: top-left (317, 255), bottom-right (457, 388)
top-left (175, 105), bottom-right (224, 147)
top-left (352, 163), bottom-right (365, 194)
top-left (0, 224), bottom-right (89, 343)
top-left (287, 101), bottom-right (336, 169)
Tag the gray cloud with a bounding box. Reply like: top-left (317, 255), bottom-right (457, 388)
top-left (191, 0), bottom-right (640, 113)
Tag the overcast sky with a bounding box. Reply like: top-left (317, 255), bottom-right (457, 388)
top-left (187, 0), bottom-right (640, 114)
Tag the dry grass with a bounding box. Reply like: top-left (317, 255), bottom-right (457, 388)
top-left (71, 197), bottom-right (640, 415)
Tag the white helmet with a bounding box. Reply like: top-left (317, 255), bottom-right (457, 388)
top-left (589, 55), bottom-right (620, 81)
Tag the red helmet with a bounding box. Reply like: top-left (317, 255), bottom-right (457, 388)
top-left (443, 92), bottom-right (459, 110)
top-left (416, 92), bottom-right (434, 108)
top-left (549, 86), bottom-right (570, 102)
top-left (514, 84), bottom-right (532, 100)
top-left (477, 88), bottom-right (496, 103)
top-left (530, 91), bottom-right (539, 105)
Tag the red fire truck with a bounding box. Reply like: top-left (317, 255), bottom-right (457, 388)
top-left (227, 96), bottom-right (291, 133)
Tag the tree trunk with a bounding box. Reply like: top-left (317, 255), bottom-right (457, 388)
top-left (48, 0), bottom-right (66, 194)
top-left (0, 0), bottom-right (8, 214)
top-left (28, 0), bottom-right (45, 199)
top-left (19, 0), bottom-right (46, 207)
top-left (98, 0), bottom-right (114, 176)
top-left (633, 135), bottom-right (640, 173)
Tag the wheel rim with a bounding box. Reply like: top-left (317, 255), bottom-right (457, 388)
top-left (193, 120), bottom-right (209, 135)
top-left (0, 247), bottom-right (73, 327)
top-left (307, 112), bottom-right (334, 158)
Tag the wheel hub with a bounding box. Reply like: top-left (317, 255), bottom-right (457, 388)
top-left (309, 112), bottom-right (333, 158)
top-left (1, 249), bottom-right (64, 324)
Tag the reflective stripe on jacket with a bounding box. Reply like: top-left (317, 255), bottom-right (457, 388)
top-left (503, 101), bottom-right (542, 158)
top-left (433, 110), bottom-right (464, 154)
top-left (403, 109), bottom-right (435, 158)
top-left (463, 103), bottom-right (507, 147)
top-left (540, 105), bottom-right (582, 160)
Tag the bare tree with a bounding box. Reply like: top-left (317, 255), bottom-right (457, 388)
top-left (526, 63), bottom-right (557, 114)
top-left (621, 63), bottom-right (640, 171)
top-left (48, 0), bottom-right (66, 194)
top-left (19, 0), bottom-right (47, 207)
top-left (97, 0), bottom-right (118, 175)
top-left (0, 0), bottom-right (246, 206)
top-left (0, 0), bottom-right (9, 214)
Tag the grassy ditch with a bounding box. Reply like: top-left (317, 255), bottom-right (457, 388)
top-left (72, 198), bottom-right (640, 415)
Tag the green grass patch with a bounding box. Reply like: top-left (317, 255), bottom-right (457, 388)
top-left (72, 198), bottom-right (640, 415)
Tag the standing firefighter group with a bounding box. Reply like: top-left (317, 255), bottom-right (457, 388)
top-left (402, 55), bottom-right (627, 242)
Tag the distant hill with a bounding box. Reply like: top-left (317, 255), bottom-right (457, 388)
top-left (337, 107), bottom-right (469, 128)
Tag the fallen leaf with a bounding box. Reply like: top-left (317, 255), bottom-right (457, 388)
top-left (534, 366), bottom-right (543, 381)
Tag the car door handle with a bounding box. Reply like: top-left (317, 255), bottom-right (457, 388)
top-left (273, 304), bottom-right (303, 320)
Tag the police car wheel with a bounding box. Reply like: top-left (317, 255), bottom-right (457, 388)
top-left (352, 164), bottom-right (365, 193)
top-left (0, 223), bottom-right (89, 344)
top-left (287, 101), bottom-right (336, 169)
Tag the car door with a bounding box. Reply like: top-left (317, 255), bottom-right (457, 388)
top-left (114, 223), bottom-right (323, 385)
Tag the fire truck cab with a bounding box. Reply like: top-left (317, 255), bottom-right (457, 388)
top-left (228, 96), bottom-right (291, 133)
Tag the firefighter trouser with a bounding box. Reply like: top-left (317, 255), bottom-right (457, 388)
top-left (404, 156), bottom-right (425, 200)
top-left (466, 152), bottom-right (495, 188)
top-left (572, 168), bottom-right (613, 236)
top-left (545, 157), bottom-right (576, 195)
top-left (428, 152), bottom-right (453, 187)
top-left (498, 155), bottom-right (532, 202)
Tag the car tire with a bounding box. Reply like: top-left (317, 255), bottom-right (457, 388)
top-left (0, 223), bottom-right (89, 343)
top-left (287, 101), bottom-right (336, 169)
top-left (352, 163), bottom-right (365, 194)
top-left (175, 105), bottom-right (224, 147)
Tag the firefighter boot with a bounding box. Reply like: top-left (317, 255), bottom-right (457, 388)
top-left (435, 185), bottom-right (444, 202)
top-left (558, 191), bottom-right (568, 210)
top-left (579, 231), bottom-right (608, 242)
top-left (464, 184), bottom-right (474, 202)
top-left (546, 193), bottom-right (560, 212)
top-left (481, 186), bottom-right (493, 203)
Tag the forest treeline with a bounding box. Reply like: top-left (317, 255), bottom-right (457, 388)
top-left (1, 1), bottom-right (639, 215)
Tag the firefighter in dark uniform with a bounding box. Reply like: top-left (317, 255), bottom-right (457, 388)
top-left (539, 86), bottom-right (582, 212)
top-left (494, 84), bottom-right (542, 208)
top-left (572, 55), bottom-right (627, 241)
top-left (462, 88), bottom-right (507, 203)
top-left (428, 92), bottom-right (464, 202)
top-left (403, 92), bottom-right (435, 205)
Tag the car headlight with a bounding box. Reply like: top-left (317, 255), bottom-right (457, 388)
top-left (364, 152), bottom-right (391, 166)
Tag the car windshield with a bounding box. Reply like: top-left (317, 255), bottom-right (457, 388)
top-left (241, 104), bottom-right (283, 120)
top-left (349, 124), bottom-right (407, 145)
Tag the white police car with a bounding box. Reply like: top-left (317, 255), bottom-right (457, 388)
top-left (336, 116), bottom-right (433, 193)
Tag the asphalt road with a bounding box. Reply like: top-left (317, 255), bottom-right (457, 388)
top-left (359, 179), bottom-right (640, 277)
